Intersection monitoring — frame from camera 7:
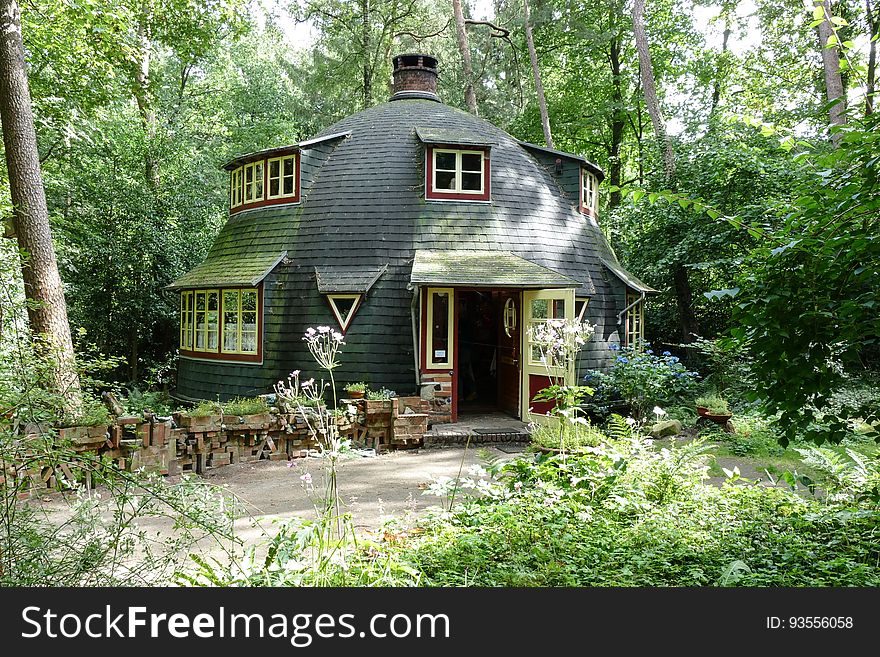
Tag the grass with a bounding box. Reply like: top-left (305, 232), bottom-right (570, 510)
top-left (530, 421), bottom-right (604, 451)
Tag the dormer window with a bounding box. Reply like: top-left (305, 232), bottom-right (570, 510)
top-left (580, 168), bottom-right (599, 216)
top-left (227, 151), bottom-right (300, 214)
top-left (426, 146), bottom-right (490, 201)
top-left (243, 161), bottom-right (264, 203)
top-left (267, 155), bottom-right (297, 199)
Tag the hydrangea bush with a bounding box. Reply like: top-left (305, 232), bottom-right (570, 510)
top-left (586, 341), bottom-right (699, 420)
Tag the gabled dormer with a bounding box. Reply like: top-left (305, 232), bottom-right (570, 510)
top-left (417, 127), bottom-right (494, 202)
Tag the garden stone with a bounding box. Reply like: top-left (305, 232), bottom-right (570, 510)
top-left (650, 419), bottom-right (682, 438)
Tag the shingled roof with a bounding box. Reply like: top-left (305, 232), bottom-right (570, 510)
top-left (315, 264), bottom-right (388, 294)
top-left (175, 88), bottom-right (650, 400)
top-left (167, 251), bottom-right (287, 289)
top-left (411, 250), bottom-right (580, 288)
top-left (601, 257), bottom-right (658, 294)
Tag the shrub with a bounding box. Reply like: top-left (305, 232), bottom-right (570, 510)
top-left (530, 421), bottom-right (603, 451)
top-left (223, 396), bottom-right (270, 416)
top-left (184, 400), bottom-right (221, 417)
top-left (588, 342), bottom-right (700, 419)
top-left (696, 395), bottom-right (731, 415)
top-left (365, 387), bottom-right (396, 400)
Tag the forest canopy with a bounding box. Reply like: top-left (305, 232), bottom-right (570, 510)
top-left (1, 0), bottom-right (878, 445)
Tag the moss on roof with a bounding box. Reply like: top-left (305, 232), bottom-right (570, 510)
top-left (167, 251), bottom-right (286, 289)
top-left (411, 250), bottom-right (580, 288)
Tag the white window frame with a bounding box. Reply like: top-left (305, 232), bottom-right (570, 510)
top-left (267, 154), bottom-right (298, 200)
top-left (326, 294), bottom-right (361, 332)
top-left (193, 289), bottom-right (220, 353)
top-left (581, 168), bottom-right (598, 214)
top-left (431, 148), bottom-right (485, 195)
top-left (243, 161), bottom-right (264, 204)
top-left (575, 297), bottom-right (590, 322)
top-left (426, 287), bottom-right (454, 369)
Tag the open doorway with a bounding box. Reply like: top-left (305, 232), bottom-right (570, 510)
top-left (457, 290), bottom-right (499, 412)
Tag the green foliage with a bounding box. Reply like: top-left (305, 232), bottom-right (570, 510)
top-left (123, 388), bottom-right (174, 416)
top-left (185, 400), bottom-right (221, 418)
top-left (365, 387), bottom-right (396, 400)
top-left (222, 396), bottom-right (270, 416)
top-left (586, 343), bottom-right (699, 419)
top-left (732, 112), bottom-right (880, 445)
top-left (343, 381), bottom-right (366, 393)
top-left (530, 421), bottom-right (604, 451)
top-left (695, 395), bottom-right (731, 415)
top-left (402, 426), bottom-right (880, 587)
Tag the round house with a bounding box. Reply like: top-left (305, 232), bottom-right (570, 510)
top-left (169, 54), bottom-right (655, 421)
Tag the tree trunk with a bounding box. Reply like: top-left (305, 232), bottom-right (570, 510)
top-left (133, 4), bottom-right (159, 188)
top-left (0, 0), bottom-right (81, 412)
top-left (452, 0), bottom-right (478, 115)
top-left (361, 0), bottom-right (372, 109)
top-left (710, 21), bottom-right (731, 117)
top-left (673, 263), bottom-right (699, 343)
top-left (867, 0), bottom-right (877, 115)
top-left (523, 0), bottom-right (554, 148)
top-left (609, 34), bottom-right (624, 208)
top-left (631, 0), bottom-right (675, 180)
top-left (818, 0), bottom-right (846, 145)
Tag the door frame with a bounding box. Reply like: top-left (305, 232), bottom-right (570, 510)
top-left (520, 288), bottom-right (576, 422)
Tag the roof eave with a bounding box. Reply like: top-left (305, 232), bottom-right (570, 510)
top-left (221, 132), bottom-right (351, 171)
top-left (517, 140), bottom-right (605, 181)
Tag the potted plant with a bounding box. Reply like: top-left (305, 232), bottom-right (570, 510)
top-left (695, 395), bottom-right (732, 424)
top-left (343, 382), bottom-right (367, 399)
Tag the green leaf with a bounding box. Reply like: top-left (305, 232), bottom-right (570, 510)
top-left (812, 5), bottom-right (825, 20)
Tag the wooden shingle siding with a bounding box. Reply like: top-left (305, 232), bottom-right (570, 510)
top-left (175, 99), bottom-right (642, 401)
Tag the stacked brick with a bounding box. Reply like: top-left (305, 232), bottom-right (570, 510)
top-left (7, 400), bottom-right (435, 498)
top-left (341, 397), bottom-right (429, 450)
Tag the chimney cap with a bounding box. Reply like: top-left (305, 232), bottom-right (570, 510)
top-left (390, 53), bottom-right (440, 102)
top-left (393, 54), bottom-right (439, 71)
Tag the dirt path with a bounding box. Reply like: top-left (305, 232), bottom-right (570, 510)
top-left (201, 445), bottom-right (524, 536)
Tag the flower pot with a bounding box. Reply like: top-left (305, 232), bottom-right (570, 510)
top-left (346, 390), bottom-right (365, 399)
top-left (697, 406), bottom-right (732, 424)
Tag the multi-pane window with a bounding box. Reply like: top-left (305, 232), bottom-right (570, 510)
top-left (267, 155), bottom-right (297, 199)
top-left (429, 148), bottom-right (488, 199)
top-left (230, 168), bottom-right (243, 207)
top-left (229, 153), bottom-right (298, 212)
top-left (180, 291), bottom-right (194, 350)
top-left (193, 290), bottom-right (220, 352)
top-left (243, 161), bottom-right (264, 203)
top-left (181, 287), bottom-right (259, 357)
top-left (222, 289), bottom-right (259, 354)
top-left (625, 291), bottom-right (644, 347)
top-left (528, 297), bottom-right (566, 366)
top-left (581, 168), bottom-right (599, 215)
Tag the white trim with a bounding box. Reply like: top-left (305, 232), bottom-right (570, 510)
top-left (326, 294), bottom-right (361, 332)
top-left (431, 148), bottom-right (485, 195)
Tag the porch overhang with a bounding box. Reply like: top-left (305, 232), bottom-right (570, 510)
top-left (166, 251), bottom-right (287, 290)
top-left (600, 257), bottom-right (659, 294)
top-left (411, 250), bottom-right (581, 289)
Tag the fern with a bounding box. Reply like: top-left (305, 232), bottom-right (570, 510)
top-left (606, 414), bottom-right (633, 442)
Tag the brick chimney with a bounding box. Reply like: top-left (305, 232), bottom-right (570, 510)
top-left (390, 54), bottom-right (439, 102)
